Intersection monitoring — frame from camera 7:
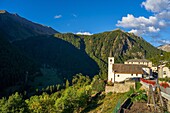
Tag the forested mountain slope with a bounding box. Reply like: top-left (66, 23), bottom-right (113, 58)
top-left (0, 31), bottom-right (40, 92)
top-left (54, 30), bottom-right (161, 78)
top-left (13, 35), bottom-right (100, 80)
top-left (0, 10), bottom-right (165, 91)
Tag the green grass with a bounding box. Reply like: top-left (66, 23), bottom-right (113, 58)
top-left (136, 82), bottom-right (142, 90)
top-left (84, 87), bottom-right (135, 113)
top-left (85, 93), bottom-right (125, 113)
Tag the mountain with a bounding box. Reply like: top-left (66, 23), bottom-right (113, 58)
top-left (0, 10), bottom-right (58, 41)
top-left (53, 30), bottom-right (161, 78)
top-left (158, 44), bottom-right (170, 52)
top-left (0, 11), bottom-right (99, 95)
top-left (13, 35), bottom-right (100, 80)
top-left (0, 11), bottom-right (163, 93)
top-left (0, 30), bottom-right (40, 94)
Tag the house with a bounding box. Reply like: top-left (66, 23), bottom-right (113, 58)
top-left (124, 59), bottom-right (152, 68)
top-left (158, 65), bottom-right (170, 78)
top-left (151, 66), bottom-right (158, 72)
top-left (108, 57), bottom-right (150, 83)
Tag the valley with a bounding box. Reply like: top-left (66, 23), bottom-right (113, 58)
top-left (0, 10), bottom-right (170, 113)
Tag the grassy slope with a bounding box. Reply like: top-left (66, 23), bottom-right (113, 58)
top-left (82, 93), bottom-right (126, 113)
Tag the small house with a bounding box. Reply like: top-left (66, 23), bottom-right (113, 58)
top-left (124, 59), bottom-right (152, 68)
top-left (158, 66), bottom-right (170, 78)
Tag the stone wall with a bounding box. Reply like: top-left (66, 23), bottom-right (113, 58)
top-left (105, 81), bottom-right (135, 93)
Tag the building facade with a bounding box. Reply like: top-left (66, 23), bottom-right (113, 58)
top-left (124, 59), bottom-right (152, 68)
top-left (158, 66), bottom-right (170, 78)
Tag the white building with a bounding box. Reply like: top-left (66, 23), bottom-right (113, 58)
top-left (158, 65), bottom-right (170, 78)
top-left (151, 66), bottom-right (158, 72)
top-left (124, 59), bottom-right (152, 68)
top-left (108, 57), bottom-right (150, 83)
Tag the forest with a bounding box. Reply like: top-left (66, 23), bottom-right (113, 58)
top-left (0, 74), bottom-right (107, 113)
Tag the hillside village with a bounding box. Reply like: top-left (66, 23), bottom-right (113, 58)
top-left (0, 8), bottom-right (170, 113)
top-left (106, 57), bottom-right (170, 112)
top-left (108, 57), bottom-right (170, 84)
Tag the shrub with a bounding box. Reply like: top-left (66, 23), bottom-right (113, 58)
top-left (107, 81), bottom-right (114, 86)
top-left (135, 82), bottom-right (142, 90)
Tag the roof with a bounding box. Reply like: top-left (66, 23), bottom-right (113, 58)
top-left (112, 64), bottom-right (146, 74)
top-left (125, 59), bottom-right (151, 63)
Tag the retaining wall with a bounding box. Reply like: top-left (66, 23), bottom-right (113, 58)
top-left (105, 81), bottom-right (135, 93)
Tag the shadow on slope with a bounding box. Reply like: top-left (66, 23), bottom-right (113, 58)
top-left (13, 35), bottom-right (100, 82)
top-left (0, 31), bottom-right (40, 95)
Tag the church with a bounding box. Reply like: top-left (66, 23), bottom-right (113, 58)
top-left (108, 57), bottom-right (151, 83)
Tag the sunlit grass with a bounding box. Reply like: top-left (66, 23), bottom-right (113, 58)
top-left (87, 93), bottom-right (125, 113)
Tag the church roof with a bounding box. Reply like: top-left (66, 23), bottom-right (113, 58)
top-left (112, 64), bottom-right (147, 74)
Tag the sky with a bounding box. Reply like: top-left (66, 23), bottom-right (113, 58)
top-left (0, 0), bottom-right (170, 46)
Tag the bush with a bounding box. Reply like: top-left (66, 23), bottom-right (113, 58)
top-left (107, 92), bottom-right (113, 96)
top-left (0, 92), bottom-right (29, 113)
top-left (91, 76), bottom-right (105, 93)
top-left (107, 81), bottom-right (114, 86)
top-left (135, 82), bottom-right (142, 90)
top-left (132, 90), bottom-right (147, 102)
top-left (159, 77), bottom-right (170, 82)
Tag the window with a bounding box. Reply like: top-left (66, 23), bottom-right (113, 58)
top-left (136, 74), bottom-right (138, 76)
top-left (131, 74), bottom-right (133, 76)
top-left (117, 75), bottom-right (120, 77)
top-left (164, 71), bottom-right (166, 75)
top-left (110, 59), bottom-right (112, 62)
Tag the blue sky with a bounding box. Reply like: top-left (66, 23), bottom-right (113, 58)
top-left (1, 0), bottom-right (170, 46)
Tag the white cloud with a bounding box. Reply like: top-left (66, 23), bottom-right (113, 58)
top-left (117, 14), bottom-right (159, 35)
top-left (158, 39), bottom-right (170, 44)
top-left (117, 14), bottom-right (157, 29)
top-left (129, 29), bottom-right (138, 34)
top-left (159, 20), bottom-right (167, 27)
top-left (148, 26), bottom-right (160, 32)
top-left (141, 0), bottom-right (170, 13)
top-left (72, 14), bottom-right (77, 18)
top-left (116, 0), bottom-right (170, 45)
top-left (54, 15), bottom-right (62, 19)
top-left (157, 11), bottom-right (170, 20)
top-left (129, 29), bottom-right (145, 35)
top-left (76, 32), bottom-right (92, 35)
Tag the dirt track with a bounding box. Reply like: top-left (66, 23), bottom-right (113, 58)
top-left (123, 102), bottom-right (153, 113)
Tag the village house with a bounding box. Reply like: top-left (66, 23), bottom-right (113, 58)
top-left (124, 59), bottom-right (152, 68)
top-left (108, 57), bottom-right (151, 83)
top-left (151, 66), bottom-right (158, 73)
top-left (158, 65), bottom-right (170, 78)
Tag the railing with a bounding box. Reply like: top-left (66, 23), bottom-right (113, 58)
top-left (140, 78), bottom-right (156, 91)
top-left (140, 78), bottom-right (170, 100)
